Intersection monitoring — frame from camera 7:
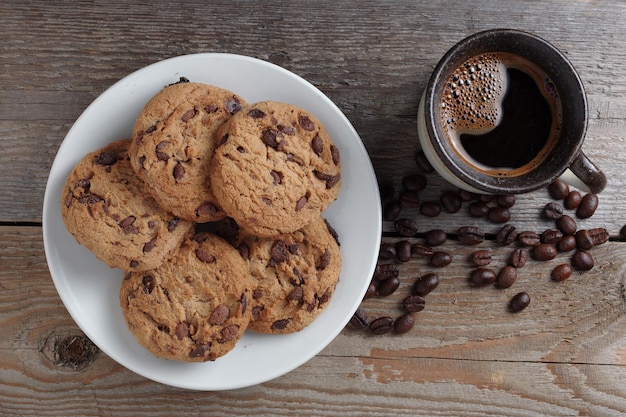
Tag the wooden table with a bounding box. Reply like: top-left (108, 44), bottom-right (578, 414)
top-left (2, 1), bottom-right (625, 415)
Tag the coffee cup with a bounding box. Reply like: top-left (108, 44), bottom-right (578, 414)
top-left (417, 29), bottom-right (606, 194)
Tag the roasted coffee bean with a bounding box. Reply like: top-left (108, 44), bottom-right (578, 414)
top-left (488, 206), bottom-right (511, 224)
top-left (379, 182), bottom-right (395, 206)
top-left (551, 264), bottom-right (573, 282)
top-left (518, 231), bottom-right (541, 247)
top-left (430, 251), bottom-right (452, 267)
top-left (543, 202), bottom-right (564, 219)
top-left (395, 240), bottom-right (412, 262)
top-left (440, 190), bottom-right (462, 213)
top-left (557, 235), bottom-right (577, 252)
top-left (364, 281), bottom-right (377, 299)
top-left (420, 201), bottom-right (442, 217)
top-left (548, 179), bottom-right (570, 200)
top-left (509, 292), bottom-right (530, 313)
top-left (470, 268), bottom-right (497, 286)
top-left (576, 194), bottom-right (599, 219)
top-left (574, 229), bottom-right (594, 250)
top-left (403, 295), bottom-right (426, 313)
top-left (425, 229), bottom-right (447, 246)
top-left (620, 225), bottom-right (626, 240)
top-left (402, 174), bottom-right (427, 192)
top-left (378, 243), bottom-right (396, 259)
top-left (370, 316), bottom-right (394, 335)
top-left (572, 250), bottom-right (594, 271)
top-left (556, 214), bottom-right (577, 235)
top-left (510, 248), bottom-right (528, 268)
top-left (496, 224), bottom-right (517, 246)
top-left (378, 276), bottom-right (400, 296)
top-left (409, 245), bottom-right (433, 260)
top-left (564, 190), bottom-right (582, 209)
top-left (458, 189), bottom-right (477, 202)
top-left (589, 227), bottom-right (609, 246)
top-left (496, 194), bottom-right (516, 208)
top-left (413, 272), bottom-right (440, 296)
top-left (414, 150), bottom-right (434, 173)
top-left (395, 218), bottom-right (418, 237)
top-left (399, 190), bottom-right (421, 209)
top-left (374, 263), bottom-right (399, 281)
top-left (348, 309), bottom-right (369, 329)
top-left (541, 228), bottom-right (563, 244)
top-left (384, 200), bottom-right (402, 221)
top-left (468, 201), bottom-right (490, 218)
top-left (479, 194), bottom-right (496, 203)
top-left (496, 265), bottom-right (517, 289)
top-left (457, 226), bottom-right (485, 245)
top-left (394, 314), bottom-right (415, 334)
top-left (471, 249), bottom-right (492, 266)
top-left (532, 243), bottom-right (557, 261)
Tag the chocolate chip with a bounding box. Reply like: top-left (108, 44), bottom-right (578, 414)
top-left (330, 145), bottom-right (340, 165)
top-left (204, 104), bottom-right (218, 113)
top-left (278, 125), bottom-right (296, 135)
top-left (270, 170), bottom-right (283, 185)
top-left (313, 170), bottom-right (341, 189)
top-left (295, 195), bottom-right (307, 211)
top-left (189, 343), bottom-right (211, 358)
top-left (270, 240), bottom-right (289, 263)
top-left (209, 304), bottom-right (230, 325)
top-left (93, 150), bottom-right (118, 166)
top-left (196, 202), bottom-right (219, 218)
top-left (261, 128), bottom-right (281, 148)
top-left (175, 322), bottom-right (189, 340)
top-left (311, 135), bottom-right (323, 155)
top-left (219, 325), bottom-right (240, 342)
top-left (318, 249), bottom-right (331, 270)
top-left (119, 216), bottom-right (138, 234)
top-left (218, 134), bottom-right (229, 146)
top-left (155, 141), bottom-right (169, 161)
top-left (287, 287), bottom-right (304, 302)
top-left (78, 193), bottom-right (103, 205)
top-left (173, 162), bottom-right (185, 180)
top-left (241, 293), bottom-right (248, 314)
top-left (181, 108), bottom-right (196, 122)
top-left (247, 108), bottom-right (266, 119)
top-left (195, 249), bottom-right (216, 263)
top-left (142, 237), bottom-right (157, 253)
top-left (298, 114), bottom-right (315, 131)
top-left (225, 97), bottom-right (243, 114)
top-left (272, 319), bottom-right (290, 330)
top-left (167, 218), bottom-right (180, 232)
top-left (142, 275), bottom-right (154, 294)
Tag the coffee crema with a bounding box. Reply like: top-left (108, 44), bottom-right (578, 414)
top-left (439, 52), bottom-right (562, 177)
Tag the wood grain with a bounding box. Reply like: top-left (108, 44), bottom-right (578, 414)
top-left (1, 0), bottom-right (626, 416)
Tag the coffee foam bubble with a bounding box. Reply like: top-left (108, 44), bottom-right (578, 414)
top-left (441, 53), bottom-right (507, 136)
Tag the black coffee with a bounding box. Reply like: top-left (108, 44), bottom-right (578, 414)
top-left (440, 52), bottom-right (562, 177)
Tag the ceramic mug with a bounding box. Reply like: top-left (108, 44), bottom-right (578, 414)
top-left (417, 29), bottom-right (606, 194)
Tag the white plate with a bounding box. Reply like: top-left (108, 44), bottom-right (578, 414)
top-left (42, 53), bottom-right (381, 390)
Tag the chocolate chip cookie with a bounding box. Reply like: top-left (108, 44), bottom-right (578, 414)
top-left (129, 81), bottom-right (247, 222)
top-left (61, 139), bottom-right (194, 272)
top-left (210, 101), bottom-right (341, 237)
top-left (235, 216), bottom-right (342, 334)
top-left (120, 232), bottom-right (251, 362)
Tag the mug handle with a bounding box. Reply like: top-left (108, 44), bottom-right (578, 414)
top-left (558, 152), bottom-right (607, 194)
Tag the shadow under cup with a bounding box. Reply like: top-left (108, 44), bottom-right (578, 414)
top-left (418, 29), bottom-right (606, 195)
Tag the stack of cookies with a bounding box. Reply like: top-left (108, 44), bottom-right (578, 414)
top-left (61, 79), bottom-right (342, 363)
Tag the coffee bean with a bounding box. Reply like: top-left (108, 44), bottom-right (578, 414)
top-left (441, 190), bottom-right (462, 213)
top-left (576, 194), bottom-right (599, 219)
top-left (399, 190), bottom-right (421, 209)
top-left (496, 265), bottom-right (517, 288)
top-left (541, 228), bottom-right (563, 244)
top-left (395, 218), bottom-right (418, 237)
top-left (518, 231), bottom-right (541, 247)
top-left (470, 268), bottom-right (497, 286)
top-left (468, 201), bottom-right (490, 218)
top-left (564, 190), bottom-right (582, 209)
top-left (510, 248), bottom-right (528, 268)
top-left (555, 214), bottom-right (577, 235)
top-left (420, 201), bottom-right (442, 217)
top-left (374, 264), bottom-right (399, 281)
top-left (403, 295), bottom-right (426, 313)
top-left (551, 264), bottom-right (573, 282)
top-left (571, 250), bottom-right (594, 271)
top-left (415, 150), bottom-right (434, 173)
top-left (479, 194), bottom-right (496, 203)
top-left (396, 240), bottom-right (412, 262)
top-left (379, 182), bottom-right (395, 206)
top-left (548, 180), bottom-right (570, 200)
top-left (496, 194), bottom-right (516, 208)
top-left (458, 189), bottom-right (477, 202)
top-left (394, 314), bottom-right (415, 334)
top-left (589, 227), bottom-right (609, 246)
top-left (378, 243), bottom-right (396, 259)
top-left (347, 309), bottom-right (369, 329)
top-left (402, 174), bottom-right (427, 192)
top-left (457, 226), bottom-right (485, 245)
top-left (413, 272), bottom-right (439, 296)
top-left (509, 292), bottom-right (530, 313)
top-left (471, 249), bottom-right (492, 266)
top-left (574, 229), bottom-right (594, 250)
top-left (412, 243), bottom-right (435, 257)
top-left (620, 225), bottom-right (626, 240)
top-left (557, 235), bottom-right (577, 252)
top-left (488, 207), bottom-right (511, 224)
top-left (384, 200), bottom-right (402, 221)
top-left (430, 251), bottom-right (452, 267)
top-left (370, 316), bottom-right (394, 335)
top-left (425, 229), bottom-right (447, 246)
top-left (531, 243), bottom-right (557, 261)
top-left (543, 202), bottom-right (564, 219)
top-left (496, 224), bottom-right (518, 246)
top-left (364, 281), bottom-right (377, 299)
top-left (378, 276), bottom-right (400, 296)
